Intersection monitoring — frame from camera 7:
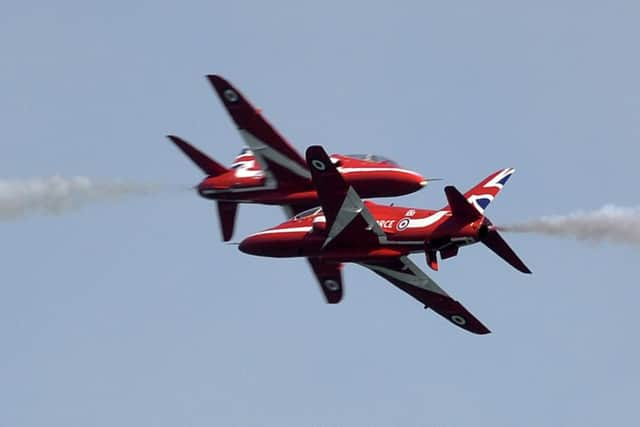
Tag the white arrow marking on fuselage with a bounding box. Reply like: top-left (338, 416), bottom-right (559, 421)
top-left (239, 130), bottom-right (311, 180)
top-left (405, 211), bottom-right (449, 229)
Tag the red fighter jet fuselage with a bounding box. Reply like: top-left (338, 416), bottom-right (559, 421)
top-left (194, 149), bottom-right (426, 206)
top-left (240, 202), bottom-right (478, 260)
top-left (168, 75), bottom-right (427, 241)
top-left (238, 146), bottom-right (531, 335)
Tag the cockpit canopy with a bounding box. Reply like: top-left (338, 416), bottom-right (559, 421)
top-left (345, 154), bottom-right (398, 166)
top-left (292, 206), bottom-right (322, 220)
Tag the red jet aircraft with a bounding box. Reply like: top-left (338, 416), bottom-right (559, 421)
top-left (168, 75), bottom-right (428, 241)
top-left (239, 146), bottom-right (531, 335)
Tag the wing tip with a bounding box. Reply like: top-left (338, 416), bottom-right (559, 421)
top-left (166, 134), bottom-right (183, 144)
top-left (305, 144), bottom-right (324, 154)
top-left (206, 74), bottom-right (226, 85)
top-left (305, 145), bottom-right (330, 164)
top-left (166, 134), bottom-right (191, 149)
top-left (475, 326), bottom-right (492, 335)
top-left (450, 316), bottom-right (492, 335)
top-left (206, 74), bottom-right (245, 105)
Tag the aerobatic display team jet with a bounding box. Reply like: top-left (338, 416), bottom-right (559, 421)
top-left (238, 145), bottom-right (531, 335)
top-left (169, 75), bottom-right (428, 241)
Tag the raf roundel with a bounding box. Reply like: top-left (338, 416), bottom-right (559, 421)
top-left (396, 217), bottom-right (411, 231)
top-left (311, 159), bottom-right (326, 171)
top-left (323, 279), bottom-right (340, 291)
top-left (223, 89), bottom-right (239, 103)
top-left (450, 315), bottom-right (467, 326)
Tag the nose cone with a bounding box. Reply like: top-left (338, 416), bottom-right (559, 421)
top-left (238, 234), bottom-right (264, 256)
top-left (403, 171), bottom-right (429, 193)
top-left (238, 225), bottom-right (309, 258)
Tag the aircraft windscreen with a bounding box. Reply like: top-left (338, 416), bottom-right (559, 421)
top-left (346, 154), bottom-right (398, 166)
top-left (292, 206), bottom-right (322, 220)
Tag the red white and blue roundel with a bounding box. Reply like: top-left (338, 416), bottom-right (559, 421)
top-left (466, 168), bottom-right (515, 213)
top-left (396, 217), bottom-right (411, 231)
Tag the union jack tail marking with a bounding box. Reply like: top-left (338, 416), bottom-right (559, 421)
top-left (461, 168), bottom-right (515, 214)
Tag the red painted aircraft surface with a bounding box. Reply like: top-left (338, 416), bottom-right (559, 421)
top-left (239, 146), bottom-right (531, 335)
top-left (168, 75), bottom-right (428, 241)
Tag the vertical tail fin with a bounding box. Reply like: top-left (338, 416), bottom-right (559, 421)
top-left (459, 168), bottom-right (515, 214)
top-left (217, 201), bottom-right (238, 242)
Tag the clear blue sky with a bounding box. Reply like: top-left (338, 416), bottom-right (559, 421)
top-left (2, 1), bottom-right (639, 426)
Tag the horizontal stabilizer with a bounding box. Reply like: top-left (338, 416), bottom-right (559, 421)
top-left (445, 185), bottom-right (482, 222)
top-left (167, 135), bottom-right (228, 176)
top-left (481, 228), bottom-right (532, 274)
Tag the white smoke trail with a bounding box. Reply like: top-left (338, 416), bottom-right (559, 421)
top-left (499, 205), bottom-right (640, 244)
top-left (0, 176), bottom-right (163, 221)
